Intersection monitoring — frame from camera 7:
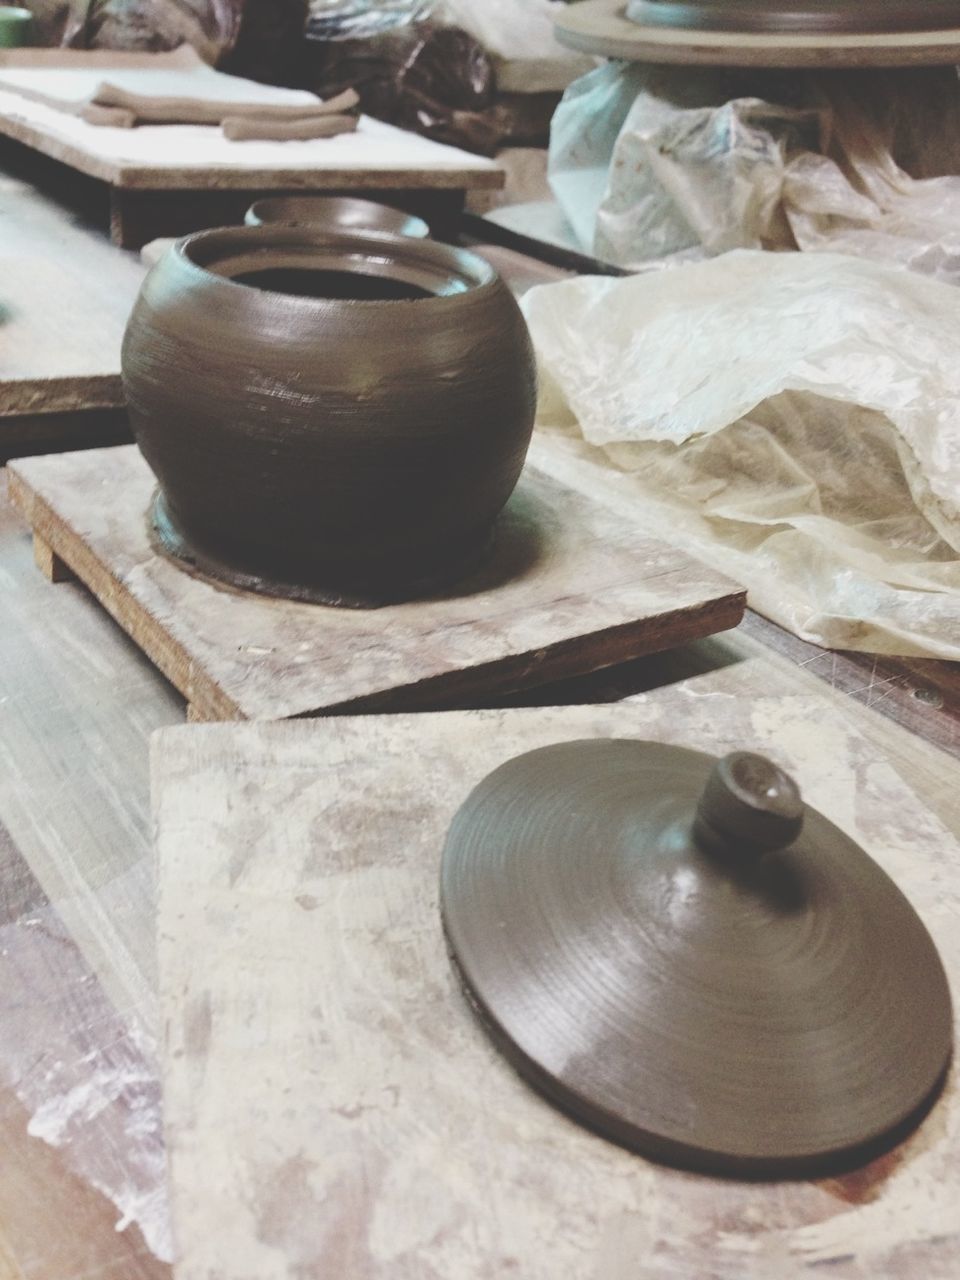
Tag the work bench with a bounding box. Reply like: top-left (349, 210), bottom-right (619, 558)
top-left (1, 169), bottom-right (959, 1280)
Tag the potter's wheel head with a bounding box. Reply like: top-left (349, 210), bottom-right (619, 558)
top-left (625, 0), bottom-right (960, 34)
top-left (440, 740), bottom-right (952, 1176)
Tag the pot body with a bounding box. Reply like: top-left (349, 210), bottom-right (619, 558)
top-left (121, 227), bottom-right (537, 604)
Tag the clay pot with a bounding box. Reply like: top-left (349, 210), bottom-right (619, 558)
top-left (121, 225), bottom-right (537, 605)
top-left (244, 195), bottom-right (430, 240)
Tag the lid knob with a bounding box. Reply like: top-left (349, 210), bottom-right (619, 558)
top-left (694, 751), bottom-right (804, 860)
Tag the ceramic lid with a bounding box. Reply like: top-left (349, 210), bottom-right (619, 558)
top-left (440, 739), bottom-right (953, 1176)
top-left (625, 0), bottom-right (960, 33)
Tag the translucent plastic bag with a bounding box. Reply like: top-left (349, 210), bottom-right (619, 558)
top-left (440, 0), bottom-right (577, 61)
top-left (306, 0), bottom-right (433, 41)
top-left (522, 250), bottom-right (960, 659)
top-left (550, 60), bottom-right (960, 282)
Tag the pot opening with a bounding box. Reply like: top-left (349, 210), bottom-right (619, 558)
top-left (232, 268), bottom-right (434, 302)
top-left (182, 233), bottom-right (494, 303)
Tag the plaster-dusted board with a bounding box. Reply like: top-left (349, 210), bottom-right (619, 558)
top-left (152, 679), bottom-right (960, 1280)
top-left (0, 51), bottom-right (502, 193)
top-left (0, 169), bottom-right (144, 443)
top-left (1, 257), bottom-right (132, 416)
top-left (554, 0), bottom-right (960, 66)
top-left (7, 442), bottom-right (745, 721)
top-left (0, 47), bottom-right (320, 112)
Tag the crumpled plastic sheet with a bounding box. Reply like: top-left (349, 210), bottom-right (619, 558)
top-left (521, 250), bottom-right (960, 659)
top-left (550, 61), bottom-right (960, 281)
top-left (441, 0), bottom-right (579, 62)
top-left (0, 888), bottom-right (171, 1261)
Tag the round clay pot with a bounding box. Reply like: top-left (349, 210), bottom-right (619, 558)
top-left (121, 225), bottom-right (537, 605)
top-left (244, 195), bottom-right (430, 240)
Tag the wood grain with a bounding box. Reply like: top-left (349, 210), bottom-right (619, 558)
top-left (152, 681), bottom-right (960, 1279)
top-left (7, 442), bottom-right (746, 721)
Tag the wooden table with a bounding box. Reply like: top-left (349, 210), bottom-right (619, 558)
top-left (0, 50), bottom-right (504, 247)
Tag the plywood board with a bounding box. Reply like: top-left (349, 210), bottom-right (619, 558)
top-left (1, 257), bottom-right (132, 416)
top-left (0, 170), bottom-right (145, 420)
top-left (152, 680), bottom-right (960, 1280)
top-left (554, 0), bottom-right (960, 67)
top-left (0, 50), bottom-right (502, 193)
top-left (7, 442), bottom-right (745, 722)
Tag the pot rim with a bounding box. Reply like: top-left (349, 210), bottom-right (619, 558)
top-left (173, 224), bottom-right (499, 308)
top-left (244, 196), bottom-right (431, 239)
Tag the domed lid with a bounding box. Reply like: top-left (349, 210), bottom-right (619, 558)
top-left (626, 0), bottom-right (960, 33)
top-left (440, 740), bottom-right (953, 1176)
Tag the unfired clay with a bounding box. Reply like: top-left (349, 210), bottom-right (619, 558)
top-left (441, 739), bottom-right (953, 1176)
top-left (122, 226), bottom-right (536, 606)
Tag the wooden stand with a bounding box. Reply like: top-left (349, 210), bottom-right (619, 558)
top-left (8, 443), bottom-right (744, 722)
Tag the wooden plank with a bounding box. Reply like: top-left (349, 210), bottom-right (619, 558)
top-left (0, 258), bottom-right (131, 416)
top-left (6, 443), bottom-right (746, 722)
top-left (0, 166), bottom-right (144, 432)
top-left (0, 62), bottom-right (503, 194)
top-left (152, 679), bottom-right (960, 1280)
top-left (0, 471), bottom-right (184, 1024)
top-left (32, 531), bottom-right (72, 582)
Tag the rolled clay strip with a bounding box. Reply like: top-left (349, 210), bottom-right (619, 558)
top-left (222, 114), bottom-right (359, 142)
top-left (90, 82), bottom-right (359, 126)
top-left (79, 103), bottom-right (136, 128)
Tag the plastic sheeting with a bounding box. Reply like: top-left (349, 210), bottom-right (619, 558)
top-left (522, 250), bottom-right (960, 659)
top-left (441, 0), bottom-right (579, 62)
top-left (549, 61), bottom-right (960, 281)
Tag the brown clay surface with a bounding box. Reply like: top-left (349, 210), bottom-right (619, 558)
top-left (441, 738), bottom-right (953, 1175)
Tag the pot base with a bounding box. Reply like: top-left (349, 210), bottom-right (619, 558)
top-left (149, 490), bottom-right (496, 610)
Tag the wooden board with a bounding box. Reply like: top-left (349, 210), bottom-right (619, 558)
top-left (0, 257), bottom-right (133, 416)
top-left (7, 442), bottom-right (744, 722)
top-left (0, 51), bottom-right (502, 194)
top-left (0, 164), bottom-right (143, 452)
top-left (554, 0), bottom-right (960, 66)
top-left (0, 47), bottom-right (323, 113)
top-left (152, 682), bottom-right (960, 1280)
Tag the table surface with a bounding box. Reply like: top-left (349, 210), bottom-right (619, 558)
top-left (0, 72), bottom-right (503, 193)
top-left (2, 182), bottom-right (960, 1278)
top-left (0, 167), bottom-right (145, 418)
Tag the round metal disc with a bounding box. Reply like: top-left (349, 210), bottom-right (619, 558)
top-left (440, 739), bottom-right (953, 1175)
top-left (627, 0), bottom-right (960, 34)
